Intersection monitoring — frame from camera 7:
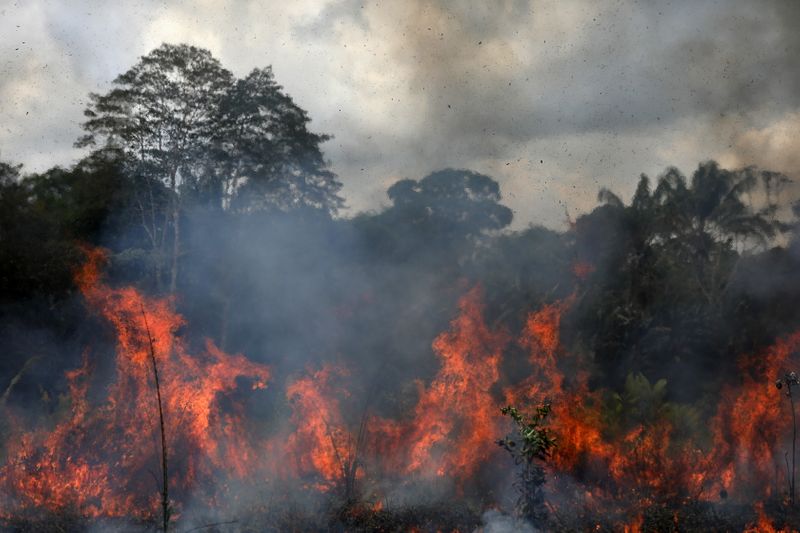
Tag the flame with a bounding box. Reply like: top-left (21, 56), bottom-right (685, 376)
top-left (402, 286), bottom-right (507, 479)
top-left (282, 287), bottom-right (508, 486)
top-left (3, 252), bottom-right (800, 529)
top-left (505, 295), bottom-right (573, 404)
top-left (744, 502), bottom-right (796, 533)
top-left (1, 247), bottom-right (271, 518)
top-left (503, 291), bottom-right (800, 514)
top-left (572, 261), bottom-right (596, 280)
top-left (622, 514), bottom-right (643, 533)
top-left (708, 332), bottom-right (800, 501)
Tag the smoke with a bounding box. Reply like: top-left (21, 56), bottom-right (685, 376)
top-left (4, 1), bottom-right (800, 227)
top-left (476, 510), bottom-right (538, 533)
top-left (3, 2), bottom-right (800, 530)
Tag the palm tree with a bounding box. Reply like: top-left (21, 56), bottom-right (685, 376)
top-left (651, 161), bottom-right (781, 305)
top-left (586, 161), bottom-right (787, 384)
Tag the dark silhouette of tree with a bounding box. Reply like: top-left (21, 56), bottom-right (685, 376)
top-left (210, 67), bottom-right (342, 213)
top-left (386, 168), bottom-right (513, 235)
top-left (0, 161), bottom-right (80, 301)
top-left (649, 162), bottom-right (782, 308)
top-left (0, 159), bottom-right (21, 184)
top-left (356, 168), bottom-right (513, 265)
top-left (0, 153), bottom-right (149, 303)
top-left (654, 163), bottom-right (778, 246)
top-left (574, 161), bottom-right (788, 393)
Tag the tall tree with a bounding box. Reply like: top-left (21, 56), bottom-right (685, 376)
top-left (78, 44), bottom-right (233, 292)
top-left (209, 67), bottom-right (342, 213)
top-left (576, 161), bottom-right (788, 390)
top-left (652, 162), bottom-right (781, 305)
top-left (354, 168), bottom-right (513, 273)
top-left (77, 44), bottom-right (341, 293)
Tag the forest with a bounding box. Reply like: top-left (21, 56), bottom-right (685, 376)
top-left (2, 44), bottom-right (800, 532)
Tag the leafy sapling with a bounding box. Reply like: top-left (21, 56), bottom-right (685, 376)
top-left (498, 401), bottom-right (556, 524)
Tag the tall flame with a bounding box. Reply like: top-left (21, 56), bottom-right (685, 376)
top-left (1, 248), bottom-right (271, 519)
top-left (285, 363), bottom-right (358, 489)
top-left (403, 286), bottom-right (507, 479)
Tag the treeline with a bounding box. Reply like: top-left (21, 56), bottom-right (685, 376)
top-left (2, 43), bottom-right (800, 412)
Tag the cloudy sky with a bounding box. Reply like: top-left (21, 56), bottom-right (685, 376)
top-left (2, 0), bottom-right (799, 228)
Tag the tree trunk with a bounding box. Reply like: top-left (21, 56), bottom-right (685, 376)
top-left (219, 293), bottom-right (230, 352)
top-left (169, 201), bottom-right (180, 295)
top-left (168, 165), bottom-right (181, 296)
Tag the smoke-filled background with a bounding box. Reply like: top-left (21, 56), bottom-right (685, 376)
top-left (2, 1), bottom-right (800, 532)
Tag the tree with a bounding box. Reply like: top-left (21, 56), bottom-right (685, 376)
top-left (650, 162), bottom-right (785, 310)
top-left (498, 402), bottom-right (556, 525)
top-left (654, 163), bottom-right (779, 247)
top-left (386, 168), bottom-right (513, 235)
top-left (77, 44), bottom-right (342, 293)
top-left (574, 161), bottom-right (788, 392)
top-left (0, 159), bottom-right (22, 185)
top-left (210, 67), bottom-right (342, 213)
top-left (0, 160), bottom-right (85, 301)
top-left (356, 168), bottom-right (513, 264)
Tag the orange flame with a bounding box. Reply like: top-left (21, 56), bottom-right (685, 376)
top-left (4, 252), bottom-right (800, 529)
top-left (744, 502), bottom-right (796, 533)
top-left (708, 332), bottom-right (800, 502)
top-left (1, 248), bottom-right (271, 518)
top-left (572, 261), bottom-right (596, 280)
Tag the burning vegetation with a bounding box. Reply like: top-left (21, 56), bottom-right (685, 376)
top-left (2, 43), bottom-right (800, 532)
top-left (2, 248), bottom-right (800, 531)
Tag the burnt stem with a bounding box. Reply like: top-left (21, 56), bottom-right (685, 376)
top-left (141, 305), bottom-right (170, 531)
top-left (791, 383), bottom-right (796, 506)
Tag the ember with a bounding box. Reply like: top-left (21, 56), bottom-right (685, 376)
top-left (1, 249), bottom-right (272, 522)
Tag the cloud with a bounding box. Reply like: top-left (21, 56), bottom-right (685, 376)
top-left (1, 0), bottom-right (798, 227)
top-left (722, 112), bottom-right (800, 177)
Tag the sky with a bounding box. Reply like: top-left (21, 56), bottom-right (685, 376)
top-left (2, 0), bottom-right (799, 229)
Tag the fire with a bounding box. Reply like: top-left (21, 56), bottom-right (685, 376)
top-left (279, 287), bottom-right (508, 487)
top-left (504, 294), bottom-right (621, 486)
top-left (3, 250), bottom-right (800, 529)
top-left (502, 289), bottom-right (800, 516)
top-left (402, 286), bottom-right (507, 479)
top-left (622, 514), bottom-right (643, 533)
top-left (708, 332), bottom-right (800, 502)
top-left (506, 295), bottom-right (573, 404)
top-left (0, 355), bottom-right (124, 517)
top-left (744, 502), bottom-right (796, 533)
top-left (0, 248), bottom-right (271, 519)
top-left (572, 261), bottom-right (596, 280)
top-left (285, 363), bottom-right (359, 489)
